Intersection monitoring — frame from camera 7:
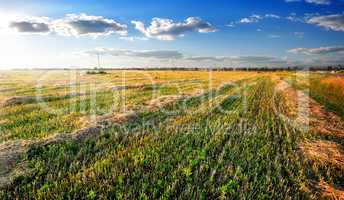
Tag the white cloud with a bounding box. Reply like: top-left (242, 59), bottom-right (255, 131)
top-left (239, 14), bottom-right (262, 24)
top-left (307, 14), bottom-right (344, 32)
top-left (5, 13), bottom-right (128, 37)
top-left (119, 36), bottom-right (148, 41)
top-left (240, 18), bottom-right (254, 24)
top-left (288, 46), bottom-right (344, 55)
top-left (285, 15), bottom-right (304, 23)
top-left (285, 0), bottom-right (331, 5)
top-left (265, 14), bottom-right (281, 19)
top-left (131, 17), bottom-right (217, 40)
top-left (305, 0), bottom-right (331, 5)
top-left (226, 22), bottom-right (236, 27)
top-left (234, 14), bottom-right (280, 26)
top-left (53, 13), bottom-right (127, 37)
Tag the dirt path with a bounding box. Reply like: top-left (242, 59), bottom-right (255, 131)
top-left (276, 79), bottom-right (344, 199)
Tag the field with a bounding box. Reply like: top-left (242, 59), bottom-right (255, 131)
top-left (0, 70), bottom-right (344, 199)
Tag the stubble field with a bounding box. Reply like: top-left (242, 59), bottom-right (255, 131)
top-left (0, 70), bottom-right (343, 199)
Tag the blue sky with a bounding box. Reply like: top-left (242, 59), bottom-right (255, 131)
top-left (0, 0), bottom-right (343, 68)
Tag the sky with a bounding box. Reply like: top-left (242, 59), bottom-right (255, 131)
top-left (0, 0), bottom-right (343, 69)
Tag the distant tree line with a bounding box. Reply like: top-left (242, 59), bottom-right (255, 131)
top-left (107, 65), bottom-right (344, 72)
top-left (19, 64), bottom-right (344, 72)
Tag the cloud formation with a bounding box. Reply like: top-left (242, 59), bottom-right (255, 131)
top-left (288, 46), bottom-right (344, 55)
top-left (53, 13), bottom-right (127, 37)
top-left (131, 17), bottom-right (216, 40)
top-left (239, 15), bottom-right (263, 24)
top-left (185, 56), bottom-right (226, 62)
top-left (80, 46), bottom-right (344, 68)
top-left (230, 56), bottom-right (280, 63)
top-left (312, 55), bottom-right (344, 65)
top-left (8, 17), bottom-right (51, 34)
top-left (9, 21), bottom-right (50, 33)
top-left (307, 14), bottom-right (344, 32)
top-left (83, 47), bottom-right (291, 66)
top-left (265, 14), bottom-right (281, 19)
top-left (285, 15), bottom-right (304, 23)
top-left (233, 14), bottom-right (280, 25)
top-left (186, 56), bottom-right (291, 67)
top-left (119, 36), bottom-right (148, 41)
top-left (7, 13), bottom-right (127, 37)
top-left (84, 48), bottom-right (183, 59)
top-left (285, 0), bottom-right (331, 5)
top-left (305, 0), bottom-right (331, 5)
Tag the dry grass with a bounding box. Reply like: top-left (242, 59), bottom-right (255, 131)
top-left (321, 76), bottom-right (344, 95)
top-left (1, 71), bottom-right (344, 199)
top-left (0, 70), bottom-right (257, 143)
top-left (1, 96), bottom-right (38, 107)
top-left (315, 179), bottom-right (344, 200)
top-left (277, 78), bottom-right (344, 199)
top-left (275, 79), bottom-right (312, 126)
top-left (1, 77), bottom-right (312, 199)
top-left (0, 90), bottom-right (192, 189)
top-left (300, 140), bottom-right (344, 171)
top-left (147, 95), bottom-right (184, 109)
top-left (277, 79), bottom-right (344, 138)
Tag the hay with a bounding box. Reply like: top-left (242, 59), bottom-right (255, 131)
top-left (300, 140), bottom-right (344, 171)
top-left (0, 91), bottom-right (195, 188)
top-left (1, 96), bottom-right (37, 107)
top-left (278, 79), bottom-right (344, 199)
top-left (147, 95), bottom-right (184, 109)
top-left (276, 80), bottom-right (344, 138)
top-left (315, 179), bottom-right (344, 200)
top-left (0, 140), bottom-right (32, 187)
top-left (0, 111), bottom-right (139, 188)
top-left (1, 93), bottom-right (88, 107)
top-left (0, 126), bottom-right (102, 189)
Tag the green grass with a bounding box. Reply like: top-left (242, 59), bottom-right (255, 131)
top-left (0, 77), bottom-right (311, 199)
top-left (1, 71), bottom-right (344, 199)
top-left (0, 82), bottom-right (210, 142)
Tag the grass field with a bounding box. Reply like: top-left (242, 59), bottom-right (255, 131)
top-left (0, 70), bottom-right (344, 199)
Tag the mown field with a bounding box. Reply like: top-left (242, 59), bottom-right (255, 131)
top-left (0, 70), bottom-right (343, 199)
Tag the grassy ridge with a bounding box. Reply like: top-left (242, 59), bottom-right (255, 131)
top-left (1, 77), bottom-right (309, 199)
top-left (308, 76), bottom-right (344, 118)
top-left (283, 73), bottom-right (344, 118)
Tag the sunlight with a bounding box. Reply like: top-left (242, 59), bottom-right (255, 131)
top-left (0, 1), bottom-right (343, 198)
